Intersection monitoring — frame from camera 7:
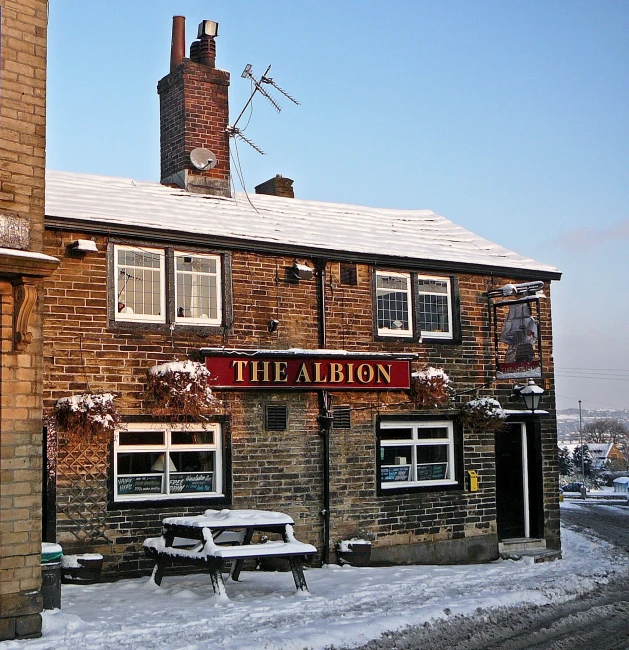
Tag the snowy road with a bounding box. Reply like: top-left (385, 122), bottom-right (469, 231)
top-left (351, 499), bottom-right (629, 650)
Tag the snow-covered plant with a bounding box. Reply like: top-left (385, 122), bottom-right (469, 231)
top-left (145, 360), bottom-right (220, 419)
top-left (459, 397), bottom-right (506, 432)
top-left (54, 392), bottom-right (121, 444)
top-left (408, 366), bottom-right (452, 408)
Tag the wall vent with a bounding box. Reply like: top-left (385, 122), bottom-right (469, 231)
top-left (332, 407), bottom-right (351, 429)
top-left (265, 405), bottom-right (288, 431)
top-left (339, 263), bottom-right (358, 286)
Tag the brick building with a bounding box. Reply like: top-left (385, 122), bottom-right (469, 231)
top-left (41, 17), bottom-right (562, 578)
top-left (0, 1), bottom-right (59, 640)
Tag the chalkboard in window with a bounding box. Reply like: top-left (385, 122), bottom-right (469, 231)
top-left (333, 407), bottom-right (351, 429)
top-left (416, 463), bottom-right (448, 481)
top-left (266, 405), bottom-right (287, 431)
top-left (340, 263), bottom-right (358, 286)
top-left (117, 475), bottom-right (163, 495)
top-left (380, 465), bottom-right (411, 482)
top-left (169, 473), bottom-right (214, 493)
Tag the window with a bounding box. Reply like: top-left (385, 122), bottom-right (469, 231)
top-left (374, 270), bottom-right (458, 342)
top-left (376, 271), bottom-right (413, 337)
top-left (112, 245), bottom-right (224, 327)
top-left (175, 253), bottom-right (222, 325)
top-left (114, 423), bottom-right (222, 502)
top-left (417, 275), bottom-right (452, 339)
top-left (115, 246), bottom-right (165, 322)
top-left (378, 420), bottom-right (457, 490)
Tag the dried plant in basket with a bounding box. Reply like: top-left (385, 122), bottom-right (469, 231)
top-left (145, 360), bottom-right (221, 420)
top-left (54, 392), bottom-right (121, 444)
top-left (459, 397), bottom-right (506, 432)
top-left (408, 367), bottom-right (452, 408)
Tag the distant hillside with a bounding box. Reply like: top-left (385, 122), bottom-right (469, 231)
top-left (557, 408), bottom-right (629, 442)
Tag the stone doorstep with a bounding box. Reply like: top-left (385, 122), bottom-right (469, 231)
top-left (498, 537), bottom-right (547, 554)
top-left (500, 548), bottom-right (563, 564)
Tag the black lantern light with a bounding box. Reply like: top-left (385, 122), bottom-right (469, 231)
top-left (513, 378), bottom-right (544, 412)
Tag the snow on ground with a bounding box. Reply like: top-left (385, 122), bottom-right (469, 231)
top-left (6, 522), bottom-right (629, 650)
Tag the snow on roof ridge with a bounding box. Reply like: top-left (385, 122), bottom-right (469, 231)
top-left (45, 169), bottom-right (560, 276)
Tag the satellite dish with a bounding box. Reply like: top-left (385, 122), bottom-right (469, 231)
top-left (190, 148), bottom-right (217, 171)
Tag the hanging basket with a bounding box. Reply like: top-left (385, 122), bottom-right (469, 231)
top-left (459, 397), bottom-right (506, 433)
top-left (408, 367), bottom-right (452, 408)
top-left (145, 360), bottom-right (221, 420)
top-left (54, 392), bottom-right (121, 444)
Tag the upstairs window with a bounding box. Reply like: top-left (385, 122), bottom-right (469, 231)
top-left (374, 270), bottom-right (459, 342)
top-left (376, 271), bottom-right (413, 337)
top-left (115, 246), bottom-right (165, 322)
top-left (175, 253), bottom-right (222, 326)
top-left (417, 275), bottom-right (453, 339)
top-left (112, 245), bottom-right (224, 327)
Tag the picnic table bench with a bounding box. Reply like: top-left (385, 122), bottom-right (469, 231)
top-left (143, 509), bottom-right (317, 597)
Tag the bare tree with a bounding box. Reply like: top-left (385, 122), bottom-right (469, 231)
top-left (583, 418), bottom-right (628, 445)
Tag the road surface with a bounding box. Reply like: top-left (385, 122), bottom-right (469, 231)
top-left (350, 500), bottom-right (629, 650)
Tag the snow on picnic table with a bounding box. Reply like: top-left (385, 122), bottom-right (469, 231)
top-left (7, 523), bottom-right (628, 650)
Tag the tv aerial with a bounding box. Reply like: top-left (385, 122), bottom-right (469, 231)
top-left (226, 64), bottom-right (299, 155)
top-left (189, 147), bottom-right (217, 171)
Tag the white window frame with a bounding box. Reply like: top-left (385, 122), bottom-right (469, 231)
top-left (174, 252), bottom-right (222, 326)
top-left (113, 422), bottom-right (223, 502)
top-left (416, 274), bottom-right (453, 340)
top-left (376, 270), bottom-right (413, 338)
top-left (379, 420), bottom-right (456, 489)
top-left (114, 245), bottom-right (166, 323)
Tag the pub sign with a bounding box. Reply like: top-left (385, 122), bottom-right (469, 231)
top-left (203, 351), bottom-right (412, 390)
top-left (493, 297), bottom-right (543, 379)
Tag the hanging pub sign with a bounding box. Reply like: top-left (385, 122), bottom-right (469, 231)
top-left (493, 297), bottom-right (543, 379)
top-left (201, 349), bottom-right (414, 390)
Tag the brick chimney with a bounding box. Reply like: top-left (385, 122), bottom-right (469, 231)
top-left (158, 17), bottom-right (231, 197)
top-left (254, 175), bottom-right (295, 199)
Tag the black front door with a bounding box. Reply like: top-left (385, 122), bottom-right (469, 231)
top-left (495, 423), bottom-right (526, 539)
top-left (495, 421), bottom-right (544, 540)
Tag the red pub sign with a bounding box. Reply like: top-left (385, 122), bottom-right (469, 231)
top-left (202, 350), bottom-right (413, 390)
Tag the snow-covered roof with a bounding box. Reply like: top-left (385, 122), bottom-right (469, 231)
top-left (45, 170), bottom-right (560, 278)
top-left (558, 442), bottom-right (614, 457)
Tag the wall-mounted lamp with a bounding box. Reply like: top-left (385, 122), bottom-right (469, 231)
top-left (513, 378), bottom-right (544, 412)
top-left (290, 260), bottom-right (313, 281)
top-left (68, 239), bottom-right (98, 256)
top-left (267, 318), bottom-right (279, 333)
top-left (486, 281), bottom-right (545, 299)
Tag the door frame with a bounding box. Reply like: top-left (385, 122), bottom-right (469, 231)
top-left (495, 417), bottom-right (544, 540)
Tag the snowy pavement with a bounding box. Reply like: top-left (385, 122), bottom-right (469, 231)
top-left (6, 517), bottom-right (629, 650)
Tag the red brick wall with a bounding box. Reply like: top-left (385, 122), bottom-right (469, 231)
top-left (158, 60), bottom-right (230, 194)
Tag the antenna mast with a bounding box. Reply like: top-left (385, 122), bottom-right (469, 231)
top-left (227, 64), bottom-right (299, 155)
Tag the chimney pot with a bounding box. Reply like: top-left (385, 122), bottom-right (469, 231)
top-left (190, 40), bottom-right (201, 63)
top-left (170, 16), bottom-right (186, 73)
top-left (198, 20), bottom-right (219, 38)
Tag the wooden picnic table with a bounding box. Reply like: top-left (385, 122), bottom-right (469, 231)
top-left (143, 509), bottom-right (317, 597)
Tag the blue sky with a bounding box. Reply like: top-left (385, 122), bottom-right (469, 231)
top-left (46, 1), bottom-right (629, 411)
